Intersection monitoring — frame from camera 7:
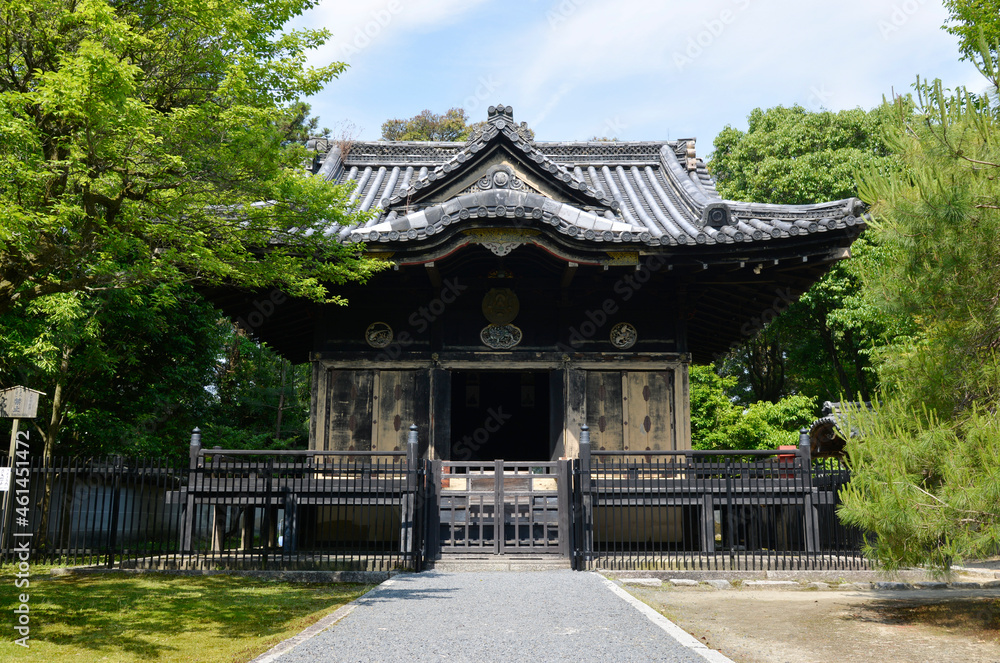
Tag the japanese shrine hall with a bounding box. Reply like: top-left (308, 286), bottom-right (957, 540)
top-left (213, 104), bottom-right (866, 463)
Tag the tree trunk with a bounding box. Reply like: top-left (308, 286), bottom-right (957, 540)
top-left (844, 327), bottom-right (871, 401)
top-left (746, 330), bottom-right (786, 403)
top-left (36, 347), bottom-right (70, 552)
top-left (818, 320), bottom-right (852, 397)
top-left (275, 359), bottom-right (287, 441)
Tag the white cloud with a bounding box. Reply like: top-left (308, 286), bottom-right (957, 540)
top-left (498, 0), bottom-right (981, 142)
top-left (293, 0), bottom-right (986, 148)
top-left (293, 0), bottom-right (492, 66)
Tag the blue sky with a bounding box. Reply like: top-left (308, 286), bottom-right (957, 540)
top-left (291, 0), bottom-right (984, 157)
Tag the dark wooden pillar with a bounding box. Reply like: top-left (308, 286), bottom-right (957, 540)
top-left (430, 368), bottom-right (450, 460)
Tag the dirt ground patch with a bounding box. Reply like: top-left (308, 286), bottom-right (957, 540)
top-left (628, 586), bottom-right (1000, 663)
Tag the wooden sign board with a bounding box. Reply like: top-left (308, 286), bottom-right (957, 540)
top-left (0, 386), bottom-right (44, 419)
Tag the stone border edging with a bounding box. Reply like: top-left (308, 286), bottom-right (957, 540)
top-left (614, 576), bottom-right (1000, 591)
top-left (49, 566), bottom-right (402, 584)
top-left (248, 602), bottom-right (359, 663)
top-left (248, 576), bottom-right (401, 663)
top-left (597, 573), bottom-right (736, 663)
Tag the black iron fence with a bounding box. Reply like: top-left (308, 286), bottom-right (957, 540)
top-left (0, 427), bottom-right (426, 572)
top-left (0, 425), bottom-right (866, 571)
top-left (573, 426), bottom-right (867, 571)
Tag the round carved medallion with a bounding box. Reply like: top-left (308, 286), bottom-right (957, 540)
top-left (365, 322), bottom-right (393, 349)
top-left (481, 324), bottom-right (522, 350)
top-left (610, 322), bottom-right (637, 349)
top-left (482, 288), bottom-right (519, 325)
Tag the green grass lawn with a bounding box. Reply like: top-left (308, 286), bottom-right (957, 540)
top-left (0, 568), bottom-right (371, 662)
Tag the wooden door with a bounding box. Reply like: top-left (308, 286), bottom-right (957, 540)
top-left (584, 370), bottom-right (680, 453)
top-left (312, 367), bottom-right (429, 452)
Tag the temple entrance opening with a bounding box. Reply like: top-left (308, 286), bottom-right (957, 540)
top-left (449, 371), bottom-right (552, 461)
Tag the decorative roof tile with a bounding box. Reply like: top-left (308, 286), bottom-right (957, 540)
top-left (308, 105), bottom-right (866, 249)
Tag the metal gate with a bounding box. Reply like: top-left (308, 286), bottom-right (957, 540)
top-left (430, 460), bottom-right (571, 557)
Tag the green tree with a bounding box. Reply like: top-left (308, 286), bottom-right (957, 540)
top-left (710, 104), bottom-right (905, 403)
top-left (205, 326), bottom-right (312, 451)
top-left (0, 285), bottom-right (230, 550)
top-left (0, 286), bottom-right (314, 461)
top-left (0, 287), bottom-right (222, 460)
top-left (689, 365), bottom-right (817, 451)
top-left (280, 101), bottom-right (331, 144)
top-left (0, 0), bottom-right (384, 315)
top-left (839, 402), bottom-right (1000, 573)
top-left (381, 108), bottom-right (534, 142)
top-left (381, 108), bottom-right (482, 141)
top-left (838, 32), bottom-right (1000, 571)
top-left (943, 0), bottom-right (1000, 63)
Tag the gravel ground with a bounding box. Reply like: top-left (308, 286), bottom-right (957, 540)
top-left (271, 570), bottom-right (716, 663)
top-left (627, 584), bottom-right (1000, 663)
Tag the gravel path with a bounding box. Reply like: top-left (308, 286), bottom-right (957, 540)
top-left (268, 570), bottom-right (720, 663)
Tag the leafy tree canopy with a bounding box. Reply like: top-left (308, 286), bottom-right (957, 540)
top-left (709, 104), bottom-right (908, 404)
top-left (839, 402), bottom-right (1000, 573)
top-left (943, 0), bottom-right (1000, 63)
top-left (689, 365), bottom-right (816, 451)
top-left (838, 32), bottom-right (1000, 571)
top-left (0, 0), bottom-right (384, 315)
top-left (0, 285), bottom-right (313, 460)
top-left (381, 107), bottom-right (534, 142)
top-left (711, 104), bottom-right (901, 205)
top-left (0, 285), bottom-right (221, 457)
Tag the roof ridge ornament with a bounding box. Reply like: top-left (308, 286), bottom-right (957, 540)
top-left (467, 104), bottom-right (532, 144)
top-left (685, 141), bottom-right (698, 172)
top-left (488, 104), bottom-right (515, 125)
top-left (385, 104), bottom-right (611, 212)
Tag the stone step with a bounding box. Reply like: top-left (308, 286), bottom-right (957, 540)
top-left (427, 555), bottom-right (572, 572)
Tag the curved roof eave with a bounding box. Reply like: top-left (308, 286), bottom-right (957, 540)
top-left (307, 104), bottom-right (868, 252)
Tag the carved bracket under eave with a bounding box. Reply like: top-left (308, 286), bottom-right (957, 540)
top-left (463, 228), bottom-right (540, 256)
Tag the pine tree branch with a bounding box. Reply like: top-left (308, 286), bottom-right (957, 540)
top-left (899, 481), bottom-right (996, 520)
top-left (958, 155), bottom-right (1000, 168)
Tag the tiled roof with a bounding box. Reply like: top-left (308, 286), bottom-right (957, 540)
top-left (309, 105), bottom-right (866, 248)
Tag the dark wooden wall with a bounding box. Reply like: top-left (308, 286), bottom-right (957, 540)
top-left (312, 246), bottom-right (684, 357)
top-left (308, 245), bottom-right (692, 459)
top-left (310, 360), bottom-right (690, 458)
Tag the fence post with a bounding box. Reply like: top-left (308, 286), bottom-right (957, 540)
top-left (400, 425), bottom-right (418, 564)
top-left (105, 456), bottom-right (123, 569)
top-left (180, 428), bottom-right (200, 553)
top-left (578, 425), bottom-right (592, 570)
top-left (557, 458), bottom-right (572, 560)
top-left (282, 488), bottom-right (297, 554)
top-left (409, 424), bottom-right (425, 572)
top-left (263, 457), bottom-right (273, 570)
top-left (798, 427), bottom-right (812, 464)
top-left (799, 428), bottom-right (820, 555)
